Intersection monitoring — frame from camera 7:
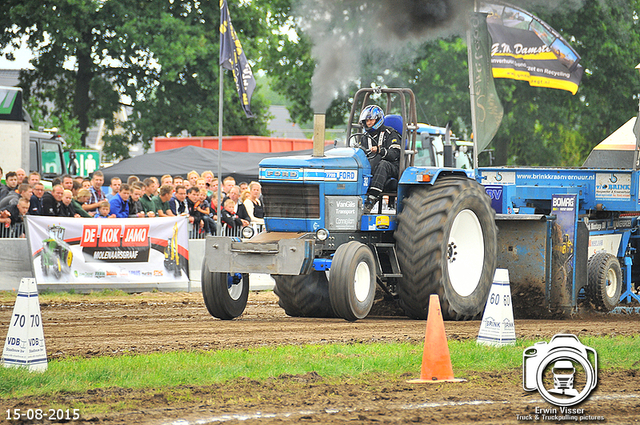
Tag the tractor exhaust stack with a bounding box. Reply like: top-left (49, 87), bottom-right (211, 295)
top-left (313, 113), bottom-right (326, 157)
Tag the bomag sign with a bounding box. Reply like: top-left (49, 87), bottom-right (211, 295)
top-left (80, 224), bottom-right (150, 262)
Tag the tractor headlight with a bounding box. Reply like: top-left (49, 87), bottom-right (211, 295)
top-left (241, 226), bottom-right (255, 239)
top-left (315, 228), bottom-right (329, 241)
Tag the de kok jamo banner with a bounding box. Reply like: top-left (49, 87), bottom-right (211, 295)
top-left (25, 216), bottom-right (189, 284)
top-left (479, 2), bottom-right (584, 95)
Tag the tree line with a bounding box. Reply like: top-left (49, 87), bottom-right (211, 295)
top-left (1, 0), bottom-right (639, 166)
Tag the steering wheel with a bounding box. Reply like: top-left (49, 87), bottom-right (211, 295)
top-left (348, 132), bottom-right (378, 159)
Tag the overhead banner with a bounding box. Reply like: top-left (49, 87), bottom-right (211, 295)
top-left (25, 216), bottom-right (189, 284)
top-left (479, 2), bottom-right (584, 95)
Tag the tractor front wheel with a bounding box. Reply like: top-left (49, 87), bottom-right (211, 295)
top-left (201, 260), bottom-right (249, 320)
top-left (328, 241), bottom-right (376, 321)
top-left (273, 272), bottom-right (334, 318)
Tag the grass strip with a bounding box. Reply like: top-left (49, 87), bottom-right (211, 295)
top-left (1, 336), bottom-right (638, 399)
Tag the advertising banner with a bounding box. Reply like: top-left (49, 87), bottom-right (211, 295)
top-left (479, 2), bottom-right (584, 95)
top-left (25, 216), bottom-right (189, 284)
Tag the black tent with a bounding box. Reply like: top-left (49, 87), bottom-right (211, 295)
top-left (98, 145), bottom-right (331, 183)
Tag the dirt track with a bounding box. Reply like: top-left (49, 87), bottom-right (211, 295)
top-left (1, 291), bottom-right (639, 424)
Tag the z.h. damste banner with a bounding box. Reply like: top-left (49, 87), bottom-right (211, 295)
top-left (480, 2), bottom-right (584, 95)
top-left (25, 216), bottom-right (189, 284)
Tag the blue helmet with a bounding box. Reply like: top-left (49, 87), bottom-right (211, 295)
top-left (359, 105), bottom-right (384, 132)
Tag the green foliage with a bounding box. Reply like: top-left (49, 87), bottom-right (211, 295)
top-left (0, 0), bottom-right (272, 158)
top-left (3, 0), bottom-right (640, 164)
top-left (24, 97), bottom-right (84, 150)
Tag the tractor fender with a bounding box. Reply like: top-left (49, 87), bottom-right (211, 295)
top-left (397, 167), bottom-right (474, 211)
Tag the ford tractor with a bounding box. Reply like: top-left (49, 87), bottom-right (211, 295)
top-left (202, 87), bottom-right (497, 321)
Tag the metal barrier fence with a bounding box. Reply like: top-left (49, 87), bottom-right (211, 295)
top-left (0, 221), bottom-right (265, 240)
top-left (0, 223), bottom-right (26, 238)
top-left (188, 222), bottom-right (265, 239)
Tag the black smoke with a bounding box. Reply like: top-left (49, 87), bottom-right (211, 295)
top-left (294, 0), bottom-right (583, 113)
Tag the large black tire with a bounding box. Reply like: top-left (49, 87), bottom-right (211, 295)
top-left (587, 252), bottom-right (622, 311)
top-left (201, 261), bottom-right (249, 320)
top-left (273, 272), bottom-right (334, 318)
top-left (328, 241), bottom-right (376, 321)
top-left (395, 177), bottom-right (497, 320)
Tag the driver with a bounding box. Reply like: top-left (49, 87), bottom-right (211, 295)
top-left (357, 105), bottom-right (401, 213)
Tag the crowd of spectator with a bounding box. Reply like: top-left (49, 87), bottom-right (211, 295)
top-left (0, 166), bottom-right (265, 239)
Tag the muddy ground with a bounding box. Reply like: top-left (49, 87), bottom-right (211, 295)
top-left (0, 291), bottom-right (639, 424)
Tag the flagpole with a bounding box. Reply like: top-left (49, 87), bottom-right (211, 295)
top-left (216, 65), bottom-right (224, 234)
top-left (467, 1), bottom-right (479, 171)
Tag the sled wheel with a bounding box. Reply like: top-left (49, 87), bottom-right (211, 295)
top-left (395, 176), bottom-right (497, 320)
top-left (201, 260), bottom-right (248, 320)
top-left (587, 252), bottom-right (622, 311)
top-left (328, 241), bottom-right (376, 321)
top-left (273, 271), bottom-right (334, 317)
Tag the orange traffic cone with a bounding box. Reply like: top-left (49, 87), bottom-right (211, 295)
top-left (407, 294), bottom-right (465, 383)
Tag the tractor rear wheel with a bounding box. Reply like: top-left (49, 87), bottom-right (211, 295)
top-left (201, 260), bottom-right (249, 320)
top-left (328, 241), bottom-right (376, 321)
top-left (273, 272), bottom-right (334, 318)
top-left (395, 176), bottom-right (497, 320)
top-left (587, 252), bottom-right (622, 311)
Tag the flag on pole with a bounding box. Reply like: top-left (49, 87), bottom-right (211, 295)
top-left (479, 2), bottom-right (584, 95)
top-left (220, 0), bottom-right (256, 118)
top-left (468, 12), bottom-right (504, 156)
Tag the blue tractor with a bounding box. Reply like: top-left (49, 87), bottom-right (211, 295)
top-left (202, 87), bottom-right (498, 321)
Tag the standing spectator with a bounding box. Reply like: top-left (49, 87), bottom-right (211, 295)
top-left (59, 190), bottom-right (79, 217)
top-left (153, 184), bottom-right (175, 217)
top-left (221, 198), bottom-right (246, 233)
top-left (187, 170), bottom-right (200, 188)
top-left (173, 176), bottom-right (184, 186)
top-left (128, 182), bottom-right (146, 217)
top-left (0, 172), bottom-right (19, 201)
top-left (140, 178), bottom-right (158, 217)
top-left (82, 178), bottom-right (91, 190)
top-left (222, 176), bottom-right (235, 197)
top-left (195, 187), bottom-right (216, 234)
top-left (74, 176), bottom-right (85, 186)
top-left (83, 171), bottom-right (106, 214)
top-left (169, 185), bottom-right (188, 215)
top-left (30, 182), bottom-right (45, 215)
top-left (0, 197), bottom-right (29, 237)
top-left (42, 185), bottom-right (64, 216)
top-left (238, 181), bottom-right (249, 192)
top-left (161, 174), bottom-right (174, 187)
top-left (94, 201), bottom-right (114, 218)
top-left (201, 171), bottom-right (214, 194)
top-left (105, 177), bottom-right (121, 201)
top-left (109, 183), bottom-right (130, 218)
top-left (0, 183), bottom-right (32, 210)
top-left (28, 172), bottom-right (41, 186)
top-left (207, 177), bottom-right (218, 198)
top-left (61, 174), bottom-right (74, 191)
top-left (225, 186), bottom-right (251, 222)
top-left (243, 182), bottom-right (265, 226)
top-left (73, 189), bottom-right (92, 217)
top-left (127, 175), bottom-right (140, 186)
top-left (16, 168), bottom-right (27, 184)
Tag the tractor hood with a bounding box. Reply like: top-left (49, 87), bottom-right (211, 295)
top-left (258, 148), bottom-right (371, 179)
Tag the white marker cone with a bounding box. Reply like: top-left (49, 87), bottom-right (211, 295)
top-left (2, 278), bottom-right (48, 372)
top-left (477, 269), bottom-right (516, 347)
